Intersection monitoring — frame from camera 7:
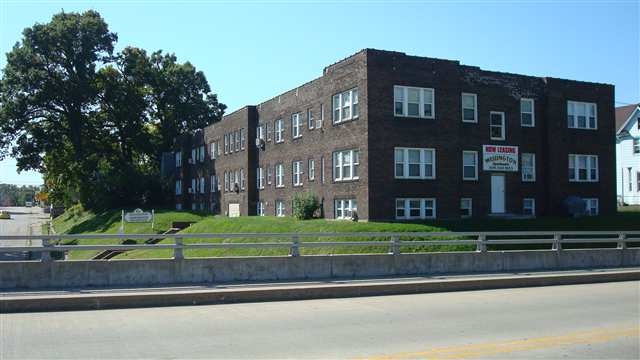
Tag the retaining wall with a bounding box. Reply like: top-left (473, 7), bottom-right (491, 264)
top-left (1, 249), bottom-right (639, 289)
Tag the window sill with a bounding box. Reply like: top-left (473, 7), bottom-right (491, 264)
top-left (332, 116), bottom-right (359, 126)
top-left (463, 178), bottom-right (478, 181)
top-left (395, 177), bottom-right (436, 180)
top-left (333, 178), bottom-right (360, 183)
top-left (462, 119), bottom-right (478, 124)
top-left (394, 115), bottom-right (435, 120)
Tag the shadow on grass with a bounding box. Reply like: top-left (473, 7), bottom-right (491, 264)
top-left (67, 210), bottom-right (121, 234)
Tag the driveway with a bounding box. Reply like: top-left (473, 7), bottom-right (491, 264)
top-left (0, 206), bottom-right (48, 260)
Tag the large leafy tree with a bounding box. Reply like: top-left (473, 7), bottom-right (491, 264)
top-left (0, 11), bottom-right (225, 209)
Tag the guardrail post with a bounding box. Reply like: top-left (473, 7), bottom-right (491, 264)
top-left (389, 236), bottom-right (400, 256)
top-left (41, 238), bottom-right (52, 262)
top-left (552, 234), bottom-right (562, 251)
top-left (476, 234), bottom-right (487, 252)
top-left (174, 237), bottom-right (184, 260)
top-left (289, 235), bottom-right (300, 257)
top-left (617, 233), bottom-right (627, 250)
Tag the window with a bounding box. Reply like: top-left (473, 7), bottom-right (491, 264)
top-left (461, 93), bottom-right (477, 123)
top-left (394, 86), bottom-right (435, 119)
top-left (628, 168), bottom-right (633, 192)
top-left (291, 113), bottom-right (302, 138)
top-left (275, 119), bottom-right (284, 143)
top-left (266, 122), bottom-right (272, 141)
top-left (275, 163), bottom-right (284, 187)
top-left (200, 177), bottom-right (205, 193)
top-left (317, 104), bottom-right (324, 128)
top-left (335, 199), bottom-right (357, 220)
top-left (175, 152), bottom-right (182, 167)
top-left (307, 108), bottom-right (314, 129)
top-left (276, 200), bottom-right (285, 217)
top-left (293, 161), bottom-right (303, 186)
top-left (637, 172), bottom-right (640, 192)
top-left (199, 146), bottom-right (205, 162)
top-left (333, 88), bottom-right (359, 124)
top-left (394, 148), bottom-right (436, 179)
top-left (522, 153), bottom-right (536, 182)
top-left (224, 134), bottom-right (229, 154)
top-left (490, 111), bottom-right (505, 140)
top-left (234, 131), bottom-right (240, 152)
top-left (210, 175), bottom-right (216, 193)
top-left (584, 198), bottom-right (599, 216)
top-left (321, 156), bottom-right (325, 183)
top-left (308, 159), bottom-right (315, 180)
top-left (523, 198), bottom-right (535, 216)
top-left (176, 203), bottom-right (182, 211)
top-left (210, 142), bottom-right (216, 159)
top-left (257, 201), bottom-right (265, 216)
top-left (257, 124), bottom-right (265, 141)
top-left (240, 128), bottom-right (245, 150)
top-left (569, 154), bottom-right (598, 182)
top-left (333, 149), bottom-right (359, 181)
top-left (175, 180), bottom-right (182, 195)
top-left (633, 138), bottom-right (640, 154)
top-left (240, 169), bottom-right (245, 190)
top-left (191, 148), bottom-right (196, 162)
top-left (460, 198), bottom-right (472, 218)
top-left (257, 167), bottom-right (264, 189)
top-left (395, 198), bottom-right (436, 219)
top-left (191, 178), bottom-right (196, 193)
top-left (267, 165), bottom-right (273, 185)
top-left (224, 172), bottom-right (229, 192)
top-left (567, 101), bottom-right (597, 129)
top-left (462, 151), bottom-right (478, 180)
top-left (521, 98), bottom-right (535, 127)
top-left (217, 142), bottom-right (221, 158)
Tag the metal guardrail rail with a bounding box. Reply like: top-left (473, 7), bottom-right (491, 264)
top-left (0, 231), bottom-right (639, 261)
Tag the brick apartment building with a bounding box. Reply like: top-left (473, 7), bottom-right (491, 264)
top-left (169, 49), bottom-right (616, 220)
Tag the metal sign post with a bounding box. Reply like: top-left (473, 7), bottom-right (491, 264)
top-left (120, 210), bottom-right (125, 235)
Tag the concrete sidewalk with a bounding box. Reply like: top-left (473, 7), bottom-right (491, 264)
top-left (2, 268), bottom-right (639, 313)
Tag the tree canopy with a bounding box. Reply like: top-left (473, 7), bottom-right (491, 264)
top-left (0, 10), bottom-right (226, 209)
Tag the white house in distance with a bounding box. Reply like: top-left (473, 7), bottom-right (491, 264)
top-left (615, 103), bottom-right (640, 205)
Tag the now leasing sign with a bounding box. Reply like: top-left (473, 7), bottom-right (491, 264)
top-left (483, 145), bottom-right (519, 172)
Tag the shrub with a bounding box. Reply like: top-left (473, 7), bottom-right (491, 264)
top-left (292, 192), bottom-right (320, 220)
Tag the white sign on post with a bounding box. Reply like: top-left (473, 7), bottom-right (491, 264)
top-left (483, 145), bottom-right (519, 172)
top-left (124, 208), bottom-right (153, 223)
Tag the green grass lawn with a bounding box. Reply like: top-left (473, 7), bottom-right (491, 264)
top-left (54, 204), bottom-right (640, 260)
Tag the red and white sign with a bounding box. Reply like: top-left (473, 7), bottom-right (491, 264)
top-left (483, 145), bottom-right (519, 172)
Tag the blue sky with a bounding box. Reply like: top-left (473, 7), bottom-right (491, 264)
top-left (0, 0), bottom-right (638, 185)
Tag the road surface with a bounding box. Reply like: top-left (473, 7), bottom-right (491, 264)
top-left (0, 206), bottom-right (47, 260)
top-left (1, 281), bottom-right (638, 359)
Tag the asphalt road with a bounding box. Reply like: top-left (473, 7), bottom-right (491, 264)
top-left (0, 206), bottom-right (47, 260)
top-left (1, 281), bottom-right (638, 359)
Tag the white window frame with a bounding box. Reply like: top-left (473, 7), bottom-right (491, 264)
top-left (522, 153), bottom-right (536, 182)
top-left (523, 198), bottom-right (535, 216)
top-left (307, 108), bottom-right (314, 129)
top-left (567, 101), bottom-right (597, 130)
top-left (200, 176), bottom-right (205, 193)
top-left (394, 86), bottom-right (435, 119)
top-left (235, 131), bottom-right (240, 152)
top-left (240, 128), bottom-right (245, 150)
top-left (224, 172), bottom-right (229, 192)
top-left (395, 198), bottom-right (436, 220)
top-left (210, 175), bottom-right (216, 193)
top-left (520, 98), bottom-right (535, 127)
top-left (584, 198), bottom-right (599, 216)
top-left (175, 180), bottom-right (182, 195)
top-left (308, 159), bottom-right (315, 180)
top-left (257, 167), bottom-right (264, 189)
top-left (332, 88), bottom-right (359, 124)
top-left (460, 198), bottom-right (472, 218)
top-left (334, 199), bottom-right (358, 220)
top-left (210, 142), bottom-right (216, 159)
top-left (333, 149), bottom-right (359, 182)
top-left (224, 134), bottom-right (229, 154)
top-left (293, 160), bottom-right (303, 186)
top-left (569, 154), bottom-right (599, 182)
top-left (317, 104), bottom-right (324, 128)
top-left (275, 163), bottom-right (284, 188)
top-left (633, 138), bottom-right (640, 154)
top-left (257, 201), bottom-right (265, 216)
top-left (394, 147), bottom-right (436, 180)
top-left (276, 200), bottom-right (285, 217)
top-left (275, 119), bottom-right (284, 143)
top-left (461, 93), bottom-right (477, 123)
top-left (462, 151), bottom-right (478, 181)
top-left (257, 124), bottom-right (265, 141)
top-left (267, 165), bottom-right (272, 185)
top-left (175, 152), bottom-right (182, 167)
top-left (490, 111), bottom-right (506, 140)
top-left (292, 113), bottom-right (302, 139)
top-left (240, 169), bottom-right (245, 190)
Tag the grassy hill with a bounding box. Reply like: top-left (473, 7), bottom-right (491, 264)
top-left (53, 205), bottom-right (640, 260)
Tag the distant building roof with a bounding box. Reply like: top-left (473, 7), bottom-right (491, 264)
top-left (615, 103), bottom-right (639, 132)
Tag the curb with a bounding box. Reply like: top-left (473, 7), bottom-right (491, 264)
top-left (2, 270), bottom-right (639, 313)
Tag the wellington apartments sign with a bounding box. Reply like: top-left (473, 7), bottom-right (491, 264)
top-left (483, 145), bottom-right (519, 172)
top-left (120, 208), bottom-right (154, 233)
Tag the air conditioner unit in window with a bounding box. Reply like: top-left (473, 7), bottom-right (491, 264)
top-left (255, 138), bottom-right (265, 150)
